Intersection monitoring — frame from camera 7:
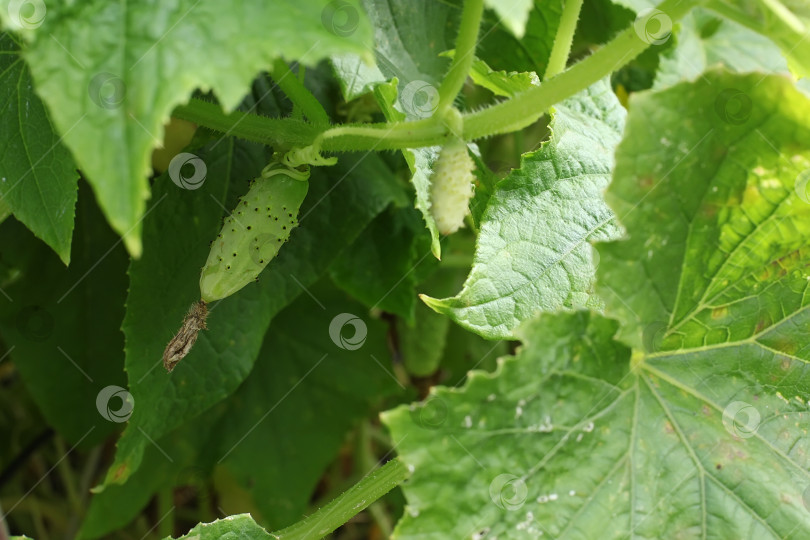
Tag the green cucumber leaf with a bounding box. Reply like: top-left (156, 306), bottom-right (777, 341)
top-left (78, 410), bottom-right (223, 539)
top-left (438, 51), bottom-right (538, 98)
top-left (706, 0), bottom-right (810, 78)
top-left (599, 70), bottom-right (810, 351)
top-left (0, 0), bottom-right (372, 256)
top-left (332, 0), bottom-right (454, 258)
top-left (423, 80), bottom-right (624, 339)
top-left (654, 10), bottom-right (789, 88)
top-left (383, 71), bottom-right (810, 539)
top-left (168, 514), bottom-right (271, 540)
top-left (469, 58), bottom-right (539, 97)
top-left (213, 282), bottom-right (403, 528)
top-left (0, 183), bottom-right (127, 446)
top-left (482, 0), bottom-right (534, 39)
top-left (0, 33), bottom-right (78, 264)
top-left (102, 140), bottom-right (400, 488)
top-left (330, 206), bottom-right (429, 323)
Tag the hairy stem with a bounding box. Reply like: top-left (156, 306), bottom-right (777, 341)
top-left (437, 0), bottom-right (484, 112)
top-left (271, 59), bottom-right (330, 125)
top-left (544, 0), bottom-right (585, 79)
top-left (173, 98), bottom-right (321, 149)
top-left (357, 422), bottom-right (394, 537)
top-left (464, 0), bottom-right (703, 139)
top-left (176, 0), bottom-right (702, 153)
top-left (271, 459), bottom-right (410, 540)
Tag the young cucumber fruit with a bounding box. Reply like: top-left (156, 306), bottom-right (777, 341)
top-left (200, 163), bottom-right (310, 302)
top-left (429, 138), bottom-right (475, 235)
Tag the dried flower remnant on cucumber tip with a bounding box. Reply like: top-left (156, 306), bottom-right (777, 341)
top-left (162, 161), bottom-right (309, 372)
top-left (162, 300), bottom-right (208, 372)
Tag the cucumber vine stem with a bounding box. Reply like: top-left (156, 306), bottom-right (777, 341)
top-left (544, 0), bottom-right (585, 80)
top-left (174, 0), bottom-right (703, 153)
top-left (463, 0), bottom-right (703, 139)
top-left (437, 0), bottom-right (484, 113)
top-left (173, 98), bottom-right (321, 149)
top-left (271, 59), bottom-right (330, 125)
top-left (270, 458), bottom-right (410, 540)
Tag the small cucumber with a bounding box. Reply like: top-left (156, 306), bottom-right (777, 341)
top-left (200, 163), bottom-right (309, 302)
top-left (429, 139), bottom-right (475, 235)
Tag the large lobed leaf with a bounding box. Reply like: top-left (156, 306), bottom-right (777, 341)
top-left (0, 33), bottom-right (78, 264)
top-left (654, 9), bottom-right (790, 88)
top-left (0, 183), bottom-right (127, 447)
top-left (384, 72), bottom-right (810, 538)
top-left (332, 0), bottom-right (453, 258)
top-left (423, 80), bottom-right (624, 339)
top-left (79, 282), bottom-right (400, 537)
top-left (0, 0), bottom-right (373, 256)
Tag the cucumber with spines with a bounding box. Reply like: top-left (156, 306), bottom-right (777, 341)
top-left (429, 139), bottom-right (475, 235)
top-left (199, 162), bottom-right (310, 302)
